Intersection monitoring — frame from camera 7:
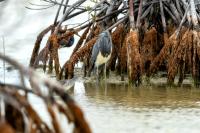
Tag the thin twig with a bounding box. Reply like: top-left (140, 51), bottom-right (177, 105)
top-left (54, 0), bottom-right (65, 25)
top-left (2, 37), bottom-right (5, 83)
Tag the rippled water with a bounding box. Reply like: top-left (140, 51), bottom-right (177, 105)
top-left (1, 1), bottom-right (200, 133)
top-left (75, 83), bottom-right (200, 133)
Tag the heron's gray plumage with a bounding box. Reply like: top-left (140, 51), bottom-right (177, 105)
top-left (90, 41), bottom-right (99, 66)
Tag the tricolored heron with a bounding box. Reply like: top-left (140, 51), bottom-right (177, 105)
top-left (88, 30), bottom-right (112, 80)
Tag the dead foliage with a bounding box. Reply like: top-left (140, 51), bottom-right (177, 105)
top-left (149, 33), bottom-right (167, 73)
top-left (29, 24), bottom-right (55, 67)
top-left (0, 122), bottom-right (15, 133)
top-left (126, 30), bottom-right (142, 86)
top-left (167, 30), bottom-right (190, 84)
top-left (72, 25), bottom-right (91, 55)
top-left (59, 37), bottom-right (97, 79)
top-left (33, 29), bottom-right (75, 78)
top-left (192, 30), bottom-right (200, 86)
top-left (141, 27), bottom-right (157, 74)
top-left (108, 24), bottom-right (125, 71)
top-left (0, 54), bottom-right (91, 133)
top-left (117, 33), bottom-right (128, 81)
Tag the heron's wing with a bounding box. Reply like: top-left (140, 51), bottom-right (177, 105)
top-left (90, 42), bottom-right (99, 65)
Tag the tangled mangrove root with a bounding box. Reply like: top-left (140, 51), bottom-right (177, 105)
top-left (148, 33), bottom-right (171, 76)
top-left (59, 37), bottom-right (97, 79)
top-left (108, 24), bottom-right (125, 71)
top-left (126, 30), bottom-right (142, 86)
top-left (118, 34), bottom-right (128, 81)
top-left (0, 53), bottom-right (91, 133)
top-left (29, 24), bottom-right (55, 67)
top-left (192, 30), bottom-right (200, 86)
top-left (141, 27), bottom-right (157, 74)
top-left (167, 30), bottom-right (190, 84)
top-left (0, 121), bottom-right (15, 133)
top-left (166, 29), bottom-right (200, 86)
top-left (29, 0), bottom-right (200, 86)
top-left (30, 26), bottom-right (75, 78)
top-left (72, 25), bottom-right (91, 55)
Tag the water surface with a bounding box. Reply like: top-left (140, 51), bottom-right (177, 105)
top-left (74, 83), bottom-right (200, 133)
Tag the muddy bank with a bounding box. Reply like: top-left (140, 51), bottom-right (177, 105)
top-left (65, 68), bottom-right (193, 87)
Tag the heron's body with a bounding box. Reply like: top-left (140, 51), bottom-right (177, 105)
top-left (88, 30), bottom-right (112, 78)
top-left (95, 51), bottom-right (111, 67)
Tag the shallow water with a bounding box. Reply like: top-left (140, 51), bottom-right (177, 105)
top-left (71, 83), bottom-right (200, 133)
top-left (1, 0), bottom-right (200, 133)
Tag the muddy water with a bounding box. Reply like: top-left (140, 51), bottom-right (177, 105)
top-left (1, 0), bottom-right (200, 133)
top-left (71, 83), bottom-right (200, 133)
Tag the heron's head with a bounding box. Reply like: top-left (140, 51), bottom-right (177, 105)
top-left (98, 31), bottom-right (112, 57)
top-left (59, 35), bottom-right (74, 48)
